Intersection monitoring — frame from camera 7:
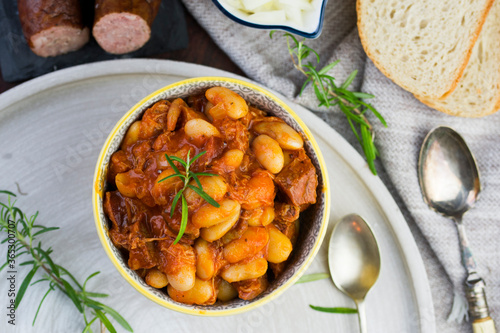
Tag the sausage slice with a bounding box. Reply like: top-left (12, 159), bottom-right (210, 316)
top-left (17, 0), bottom-right (90, 57)
top-left (93, 0), bottom-right (161, 55)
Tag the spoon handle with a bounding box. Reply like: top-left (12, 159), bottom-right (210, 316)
top-left (467, 278), bottom-right (497, 332)
top-left (356, 300), bottom-right (367, 333)
top-left (455, 217), bottom-right (497, 331)
top-left (472, 317), bottom-right (496, 333)
top-left (454, 217), bottom-right (477, 274)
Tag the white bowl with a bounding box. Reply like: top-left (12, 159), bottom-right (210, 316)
top-left (212, 0), bottom-right (328, 38)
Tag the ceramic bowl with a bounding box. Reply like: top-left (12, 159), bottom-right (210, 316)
top-left (92, 76), bottom-right (330, 315)
top-left (212, 0), bottom-right (328, 38)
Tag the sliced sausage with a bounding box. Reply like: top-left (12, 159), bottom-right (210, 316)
top-left (93, 0), bottom-right (161, 55)
top-left (17, 0), bottom-right (90, 57)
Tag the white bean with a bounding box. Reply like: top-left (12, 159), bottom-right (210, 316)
top-left (184, 119), bottom-right (220, 139)
top-left (252, 134), bottom-right (284, 174)
top-left (215, 149), bottom-right (244, 171)
top-left (192, 199), bottom-right (241, 228)
top-left (166, 244), bottom-right (196, 292)
top-left (121, 120), bottom-right (141, 149)
top-left (254, 121), bottom-right (303, 150)
top-left (247, 206), bottom-right (275, 227)
top-left (194, 238), bottom-right (216, 280)
top-left (217, 279), bottom-right (238, 302)
top-left (115, 172), bottom-right (137, 198)
top-left (221, 257), bottom-right (268, 283)
top-left (267, 225), bottom-right (293, 264)
top-left (223, 227), bottom-right (269, 263)
top-left (168, 278), bottom-right (216, 305)
top-left (200, 207), bottom-right (240, 242)
top-left (167, 268), bottom-right (196, 292)
top-left (184, 175), bottom-right (227, 208)
top-left (145, 268), bottom-right (169, 289)
top-left (206, 86), bottom-right (249, 119)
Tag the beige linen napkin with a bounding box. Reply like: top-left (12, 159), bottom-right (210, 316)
top-left (181, 0), bottom-right (500, 332)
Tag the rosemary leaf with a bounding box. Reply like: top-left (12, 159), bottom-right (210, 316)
top-left (191, 151), bottom-right (207, 163)
top-left (187, 185), bottom-right (220, 208)
top-left (20, 260), bottom-right (35, 266)
top-left (36, 247), bottom-right (59, 276)
top-left (33, 286), bottom-right (53, 325)
top-left (83, 316), bottom-right (99, 333)
top-left (32, 226), bottom-right (59, 237)
top-left (97, 303), bottom-right (134, 332)
top-left (173, 196), bottom-right (188, 245)
top-left (190, 173), bottom-right (203, 190)
top-left (30, 277), bottom-right (49, 286)
top-left (164, 154), bottom-right (181, 175)
top-left (318, 61), bottom-right (340, 75)
top-left (157, 173), bottom-right (182, 183)
top-left (170, 189), bottom-right (184, 219)
top-left (15, 265), bottom-right (39, 308)
top-left (83, 271), bottom-right (101, 291)
top-left (340, 70), bottom-right (358, 90)
top-left (94, 309), bottom-right (117, 333)
top-left (83, 292), bottom-right (108, 298)
top-left (299, 80), bottom-right (309, 96)
top-left (168, 156), bottom-right (188, 167)
top-left (307, 47), bottom-right (321, 63)
top-left (309, 305), bottom-right (358, 314)
top-left (0, 190), bottom-right (16, 196)
top-left (352, 92), bottom-right (374, 99)
top-left (194, 172), bottom-right (217, 177)
top-left (62, 279), bottom-right (84, 313)
top-left (58, 265), bottom-right (83, 289)
top-left (295, 273), bottom-right (330, 284)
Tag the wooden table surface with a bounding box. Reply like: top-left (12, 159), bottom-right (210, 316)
top-left (0, 10), bottom-right (245, 94)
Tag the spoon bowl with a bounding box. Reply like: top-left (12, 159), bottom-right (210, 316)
top-left (418, 126), bottom-right (481, 219)
top-left (328, 214), bottom-right (381, 333)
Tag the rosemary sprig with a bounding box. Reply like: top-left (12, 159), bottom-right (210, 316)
top-left (158, 151), bottom-right (220, 244)
top-left (0, 190), bottom-right (132, 333)
top-left (270, 31), bottom-right (387, 175)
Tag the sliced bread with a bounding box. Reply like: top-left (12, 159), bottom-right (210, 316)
top-left (357, 0), bottom-right (494, 100)
top-left (415, 0), bottom-right (500, 117)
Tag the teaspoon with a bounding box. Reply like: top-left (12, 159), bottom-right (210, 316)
top-left (328, 214), bottom-right (381, 333)
top-left (418, 126), bottom-right (496, 333)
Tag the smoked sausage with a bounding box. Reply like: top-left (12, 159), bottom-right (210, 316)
top-left (93, 0), bottom-right (161, 55)
top-left (17, 0), bottom-right (90, 57)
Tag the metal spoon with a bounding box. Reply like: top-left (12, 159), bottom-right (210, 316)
top-left (418, 126), bottom-right (496, 332)
top-left (328, 214), bottom-right (381, 333)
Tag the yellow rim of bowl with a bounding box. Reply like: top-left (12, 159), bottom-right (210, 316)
top-left (92, 76), bottom-right (331, 316)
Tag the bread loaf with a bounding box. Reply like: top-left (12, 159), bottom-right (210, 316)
top-left (357, 0), bottom-right (494, 100)
top-left (416, 0), bottom-right (500, 117)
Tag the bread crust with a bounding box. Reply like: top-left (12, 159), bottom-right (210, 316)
top-left (414, 93), bottom-right (500, 118)
top-left (356, 0), bottom-right (495, 100)
top-left (413, 0), bottom-right (500, 118)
